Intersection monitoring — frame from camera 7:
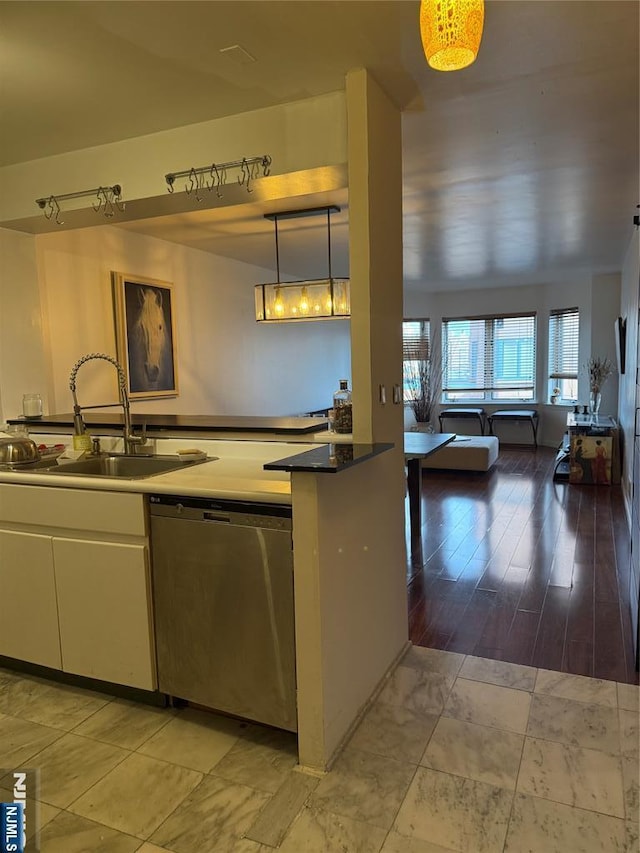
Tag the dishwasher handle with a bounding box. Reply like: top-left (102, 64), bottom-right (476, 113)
top-left (202, 511), bottom-right (231, 523)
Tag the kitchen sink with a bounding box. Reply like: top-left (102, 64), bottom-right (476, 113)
top-left (27, 453), bottom-right (213, 480)
top-left (0, 457), bottom-right (64, 473)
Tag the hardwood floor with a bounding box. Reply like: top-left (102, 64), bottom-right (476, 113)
top-left (406, 446), bottom-right (639, 685)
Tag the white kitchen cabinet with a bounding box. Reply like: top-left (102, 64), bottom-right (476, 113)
top-left (0, 529), bottom-right (62, 669)
top-left (53, 538), bottom-right (155, 690)
top-left (0, 483), bottom-right (155, 691)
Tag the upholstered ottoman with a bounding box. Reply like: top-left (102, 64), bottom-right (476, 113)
top-left (421, 435), bottom-right (499, 472)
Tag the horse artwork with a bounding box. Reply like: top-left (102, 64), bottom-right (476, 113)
top-left (113, 273), bottom-right (178, 398)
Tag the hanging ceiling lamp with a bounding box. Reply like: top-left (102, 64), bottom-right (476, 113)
top-left (420, 0), bottom-right (485, 72)
top-left (255, 206), bottom-right (350, 323)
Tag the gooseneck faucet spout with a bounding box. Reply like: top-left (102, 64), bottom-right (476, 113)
top-left (69, 353), bottom-right (147, 453)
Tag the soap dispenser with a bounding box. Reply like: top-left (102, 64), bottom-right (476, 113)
top-left (72, 411), bottom-right (92, 452)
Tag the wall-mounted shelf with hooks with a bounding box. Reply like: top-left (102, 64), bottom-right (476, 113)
top-left (35, 185), bottom-right (125, 226)
top-left (165, 155), bottom-right (272, 201)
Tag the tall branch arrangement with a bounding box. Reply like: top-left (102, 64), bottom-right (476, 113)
top-left (585, 356), bottom-right (614, 394)
top-left (405, 332), bottom-right (443, 425)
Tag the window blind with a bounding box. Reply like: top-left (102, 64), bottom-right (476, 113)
top-left (402, 319), bottom-right (430, 401)
top-left (548, 308), bottom-right (579, 379)
top-left (442, 312), bottom-right (536, 400)
top-left (402, 319), bottom-right (430, 361)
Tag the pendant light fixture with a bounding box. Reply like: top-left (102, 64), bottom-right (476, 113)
top-left (255, 206), bottom-right (350, 323)
top-left (419, 0), bottom-right (485, 72)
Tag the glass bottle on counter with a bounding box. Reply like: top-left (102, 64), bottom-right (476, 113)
top-left (333, 379), bottom-right (353, 434)
top-left (22, 393), bottom-right (43, 418)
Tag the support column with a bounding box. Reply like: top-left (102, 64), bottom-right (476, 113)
top-left (347, 67), bottom-right (404, 446)
top-left (294, 69), bottom-right (408, 772)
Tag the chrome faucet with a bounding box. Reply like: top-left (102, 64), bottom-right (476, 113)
top-left (69, 353), bottom-right (148, 454)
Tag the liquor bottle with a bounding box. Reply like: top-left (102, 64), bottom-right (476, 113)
top-left (333, 379), bottom-right (352, 434)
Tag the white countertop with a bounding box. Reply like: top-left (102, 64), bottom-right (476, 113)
top-left (0, 437), bottom-right (321, 504)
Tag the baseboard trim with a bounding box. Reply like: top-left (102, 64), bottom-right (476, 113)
top-left (296, 638), bottom-right (411, 776)
top-left (0, 656), bottom-right (166, 706)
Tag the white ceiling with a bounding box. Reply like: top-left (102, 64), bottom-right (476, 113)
top-left (0, 1), bottom-right (638, 293)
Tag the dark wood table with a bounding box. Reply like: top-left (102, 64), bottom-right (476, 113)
top-left (404, 432), bottom-right (456, 565)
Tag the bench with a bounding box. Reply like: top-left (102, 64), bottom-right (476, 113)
top-left (487, 409), bottom-right (539, 448)
top-left (438, 408), bottom-right (486, 435)
top-left (421, 435), bottom-right (499, 472)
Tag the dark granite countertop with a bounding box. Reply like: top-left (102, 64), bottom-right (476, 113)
top-left (263, 442), bottom-right (394, 473)
top-left (7, 413), bottom-right (329, 436)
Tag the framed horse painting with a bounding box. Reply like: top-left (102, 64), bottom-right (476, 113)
top-left (112, 272), bottom-right (179, 399)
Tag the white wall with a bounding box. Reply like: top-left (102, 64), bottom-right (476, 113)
top-left (0, 228), bottom-right (49, 424)
top-left (591, 273), bottom-right (622, 416)
top-left (0, 92), bottom-right (347, 225)
top-left (3, 225), bottom-right (351, 421)
top-left (404, 275), bottom-right (621, 447)
top-left (618, 229), bottom-right (640, 519)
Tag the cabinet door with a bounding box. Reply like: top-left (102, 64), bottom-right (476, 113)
top-left (0, 530), bottom-right (61, 669)
top-left (53, 538), bottom-right (156, 690)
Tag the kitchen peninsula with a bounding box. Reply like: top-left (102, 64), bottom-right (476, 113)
top-left (0, 422), bottom-right (400, 774)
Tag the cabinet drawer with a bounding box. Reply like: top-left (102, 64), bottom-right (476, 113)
top-left (0, 484), bottom-right (146, 536)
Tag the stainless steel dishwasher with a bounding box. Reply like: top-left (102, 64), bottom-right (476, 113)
top-left (149, 494), bottom-right (297, 732)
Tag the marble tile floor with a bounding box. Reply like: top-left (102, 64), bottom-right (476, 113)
top-left (0, 648), bottom-right (638, 853)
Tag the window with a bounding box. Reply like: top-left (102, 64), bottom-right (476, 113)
top-left (402, 319), bottom-right (430, 401)
top-left (548, 307), bottom-right (579, 402)
top-left (442, 313), bottom-right (536, 402)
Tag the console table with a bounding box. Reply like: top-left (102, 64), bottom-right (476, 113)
top-left (553, 413), bottom-right (620, 484)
